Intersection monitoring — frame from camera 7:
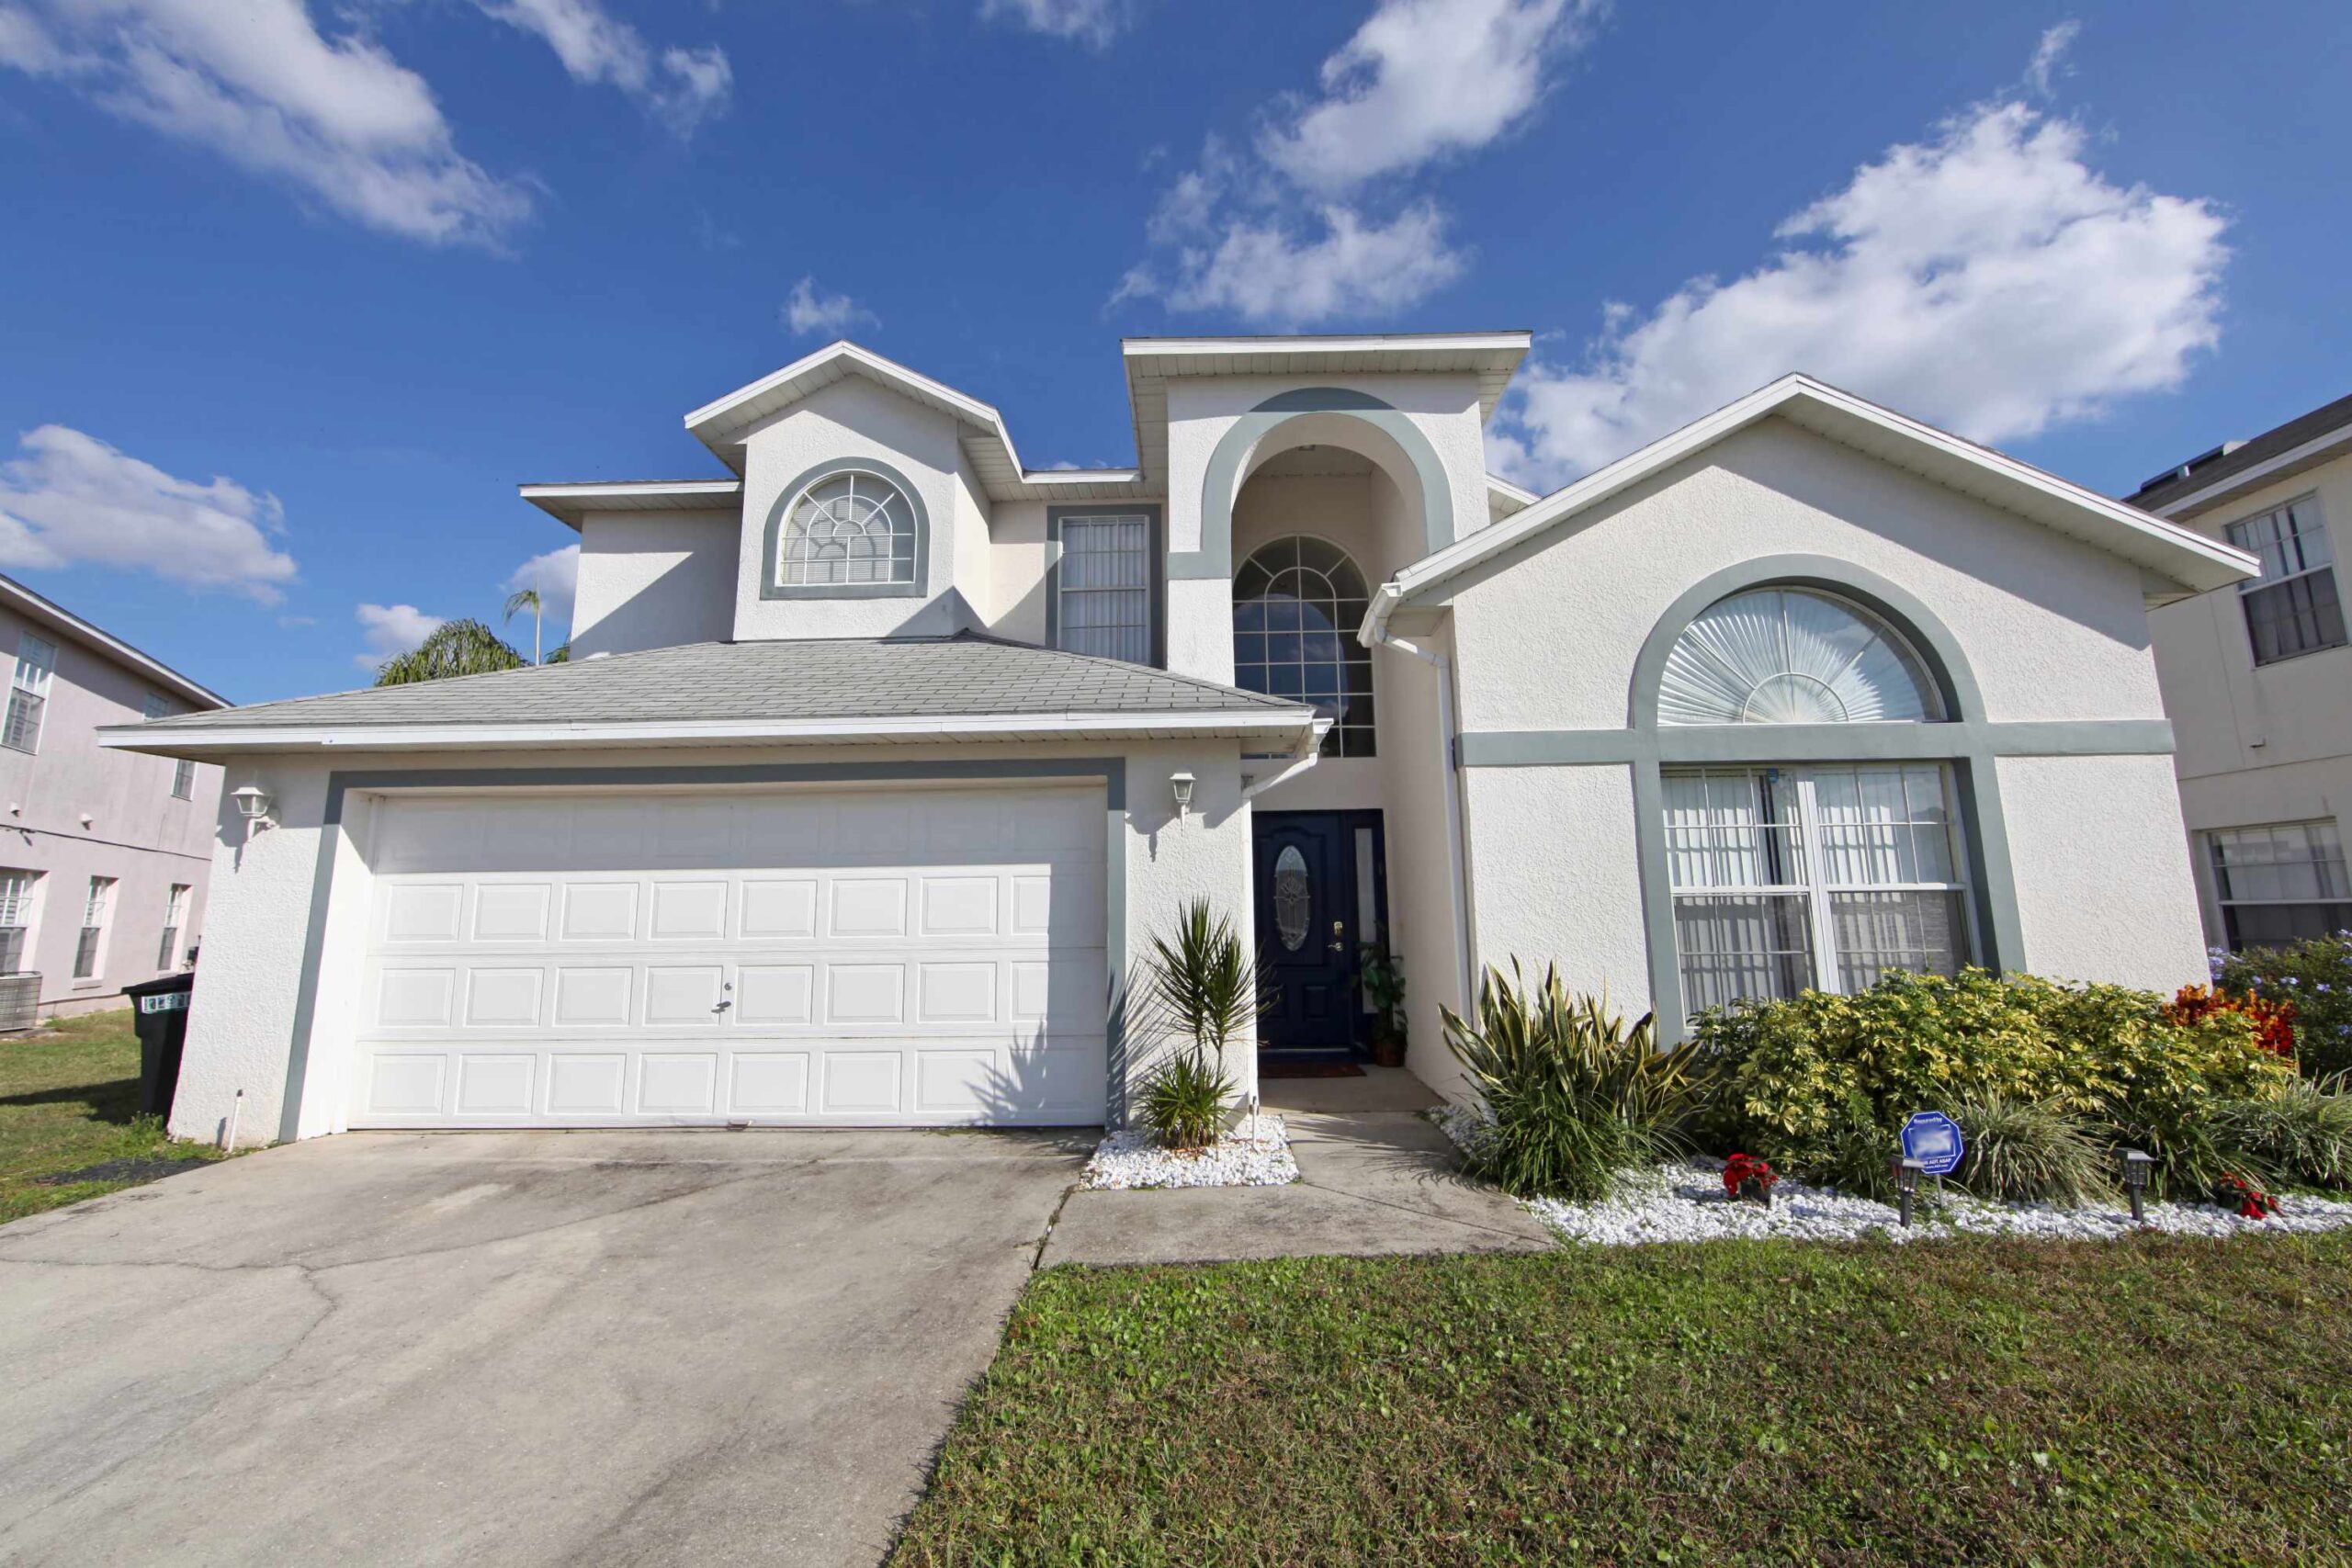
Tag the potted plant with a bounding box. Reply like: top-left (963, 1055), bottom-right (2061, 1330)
top-left (1723, 1152), bottom-right (1778, 1207)
top-left (1357, 941), bottom-right (1408, 1068)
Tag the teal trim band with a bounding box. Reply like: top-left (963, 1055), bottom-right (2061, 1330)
top-left (1460, 718), bottom-right (2175, 768)
top-left (759, 456), bottom-right (929, 601)
top-left (277, 758), bottom-right (1128, 1143)
top-left (1046, 504), bottom-right (1166, 669)
top-left (1175, 387), bottom-right (1455, 580)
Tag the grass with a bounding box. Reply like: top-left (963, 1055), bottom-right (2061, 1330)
top-left (892, 1235), bottom-right (2352, 1566)
top-left (0, 1008), bottom-right (223, 1224)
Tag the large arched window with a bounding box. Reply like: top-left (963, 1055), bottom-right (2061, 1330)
top-left (1659, 587), bottom-right (1942, 725)
top-left (1657, 586), bottom-right (1968, 1013)
top-left (1232, 536), bottom-right (1374, 757)
top-left (777, 469), bottom-right (918, 588)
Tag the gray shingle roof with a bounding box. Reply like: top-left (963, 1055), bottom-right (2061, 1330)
top-left (131, 633), bottom-right (1310, 732)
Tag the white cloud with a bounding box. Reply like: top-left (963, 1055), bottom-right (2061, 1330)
top-left (0, 0), bottom-right (534, 247)
top-left (1118, 0), bottom-right (1604, 326)
top-left (503, 543), bottom-right (579, 645)
top-left (0, 425), bottom-right (299, 602)
top-left (2027, 19), bottom-right (2080, 98)
top-left (1488, 98), bottom-right (2229, 490)
top-left (978, 0), bottom-right (1130, 49)
top-left (477, 0), bottom-right (731, 136)
top-left (1157, 202), bottom-right (1467, 324)
top-left (783, 276), bottom-right (879, 338)
top-left (1261, 0), bottom-right (1602, 192)
top-left (354, 602), bottom-right (443, 672)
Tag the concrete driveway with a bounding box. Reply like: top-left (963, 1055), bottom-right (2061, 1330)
top-left (0, 1127), bottom-right (1088, 1567)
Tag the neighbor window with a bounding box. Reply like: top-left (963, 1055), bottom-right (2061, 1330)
top-left (1666, 764), bottom-right (1971, 1013)
top-left (5, 632), bottom-right (57, 754)
top-left (158, 883), bottom-right (189, 971)
top-left (74, 874), bottom-right (114, 981)
top-left (776, 470), bottom-right (917, 587)
top-left (2226, 498), bottom-right (2344, 664)
top-left (2209, 821), bottom-right (2351, 949)
top-left (1055, 513), bottom-right (1153, 663)
top-left (1232, 536), bottom-right (1376, 758)
top-left (0, 870), bottom-right (38, 975)
top-left (172, 758), bottom-right (196, 800)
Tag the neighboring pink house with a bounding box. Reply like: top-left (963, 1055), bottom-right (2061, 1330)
top-left (0, 574), bottom-right (226, 1018)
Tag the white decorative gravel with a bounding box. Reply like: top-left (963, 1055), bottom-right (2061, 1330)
top-left (1425, 1105), bottom-right (2352, 1246)
top-left (1080, 1113), bottom-right (1298, 1190)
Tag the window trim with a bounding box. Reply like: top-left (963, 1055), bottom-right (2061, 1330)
top-left (2225, 493), bottom-right (2345, 666)
top-left (759, 457), bottom-right (930, 601)
top-left (1046, 504), bottom-right (1164, 667)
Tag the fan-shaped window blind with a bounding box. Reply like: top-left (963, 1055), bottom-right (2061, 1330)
top-left (1659, 588), bottom-right (1941, 726)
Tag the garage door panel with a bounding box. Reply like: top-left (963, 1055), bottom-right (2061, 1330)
top-left (350, 786), bottom-right (1106, 1128)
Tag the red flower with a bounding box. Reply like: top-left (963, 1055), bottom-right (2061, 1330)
top-left (1723, 1153), bottom-right (1778, 1197)
top-left (2215, 1172), bottom-right (2278, 1220)
top-left (2166, 984), bottom-right (2298, 1056)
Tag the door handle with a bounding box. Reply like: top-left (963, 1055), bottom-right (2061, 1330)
top-left (1329, 919), bottom-right (1346, 953)
top-left (713, 979), bottom-right (733, 1015)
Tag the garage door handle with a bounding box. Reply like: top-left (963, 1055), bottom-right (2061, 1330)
top-left (711, 999), bottom-right (732, 1014)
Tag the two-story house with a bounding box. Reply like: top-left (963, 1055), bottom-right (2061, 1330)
top-left (2132, 393), bottom-right (2352, 950)
top-left (0, 573), bottom-right (224, 1017)
top-left (108, 335), bottom-right (2253, 1145)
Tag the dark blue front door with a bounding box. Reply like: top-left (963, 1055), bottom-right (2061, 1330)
top-left (1253, 812), bottom-right (1362, 1051)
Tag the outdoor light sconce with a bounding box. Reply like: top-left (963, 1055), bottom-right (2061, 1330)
top-left (2119, 1148), bottom-right (2154, 1224)
top-left (1169, 771), bottom-right (1195, 826)
top-left (231, 784), bottom-right (275, 840)
top-left (1894, 1157), bottom-right (1927, 1228)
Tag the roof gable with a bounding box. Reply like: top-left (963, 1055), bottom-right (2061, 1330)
top-left (1369, 375), bottom-right (2257, 639)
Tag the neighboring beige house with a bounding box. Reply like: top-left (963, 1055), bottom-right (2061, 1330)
top-left (2134, 393), bottom-right (2352, 950)
top-left (107, 335), bottom-right (2253, 1145)
top-left (0, 574), bottom-right (226, 1017)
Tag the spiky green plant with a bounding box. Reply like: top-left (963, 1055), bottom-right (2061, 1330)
top-left (1949, 1092), bottom-right (2112, 1206)
top-left (1135, 899), bottom-right (1257, 1149)
top-left (1139, 1048), bottom-right (1235, 1150)
top-left (2213, 1075), bottom-right (2352, 1190)
top-left (1442, 963), bottom-right (1707, 1201)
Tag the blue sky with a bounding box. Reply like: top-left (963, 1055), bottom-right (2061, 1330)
top-left (1, 0), bottom-right (2346, 705)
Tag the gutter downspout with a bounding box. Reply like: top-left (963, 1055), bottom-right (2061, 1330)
top-left (1363, 610), bottom-right (1475, 1012)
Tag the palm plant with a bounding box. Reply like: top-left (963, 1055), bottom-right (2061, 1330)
top-left (503, 587), bottom-right (545, 665)
top-left (373, 619), bottom-right (528, 685)
top-left (1136, 899), bottom-right (1254, 1148)
top-left (1442, 963), bottom-right (1708, 1201)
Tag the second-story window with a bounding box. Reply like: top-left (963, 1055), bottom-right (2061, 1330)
top-left (4, 633), bottom-right (56, 754)
top-left (1055, 514), bottom-right (1152, 663)
top-left (778, 470), bottom-right (918, 587)
top-left (1233, 536), bottom-right (1376, 758)
top-left (172, 758), bottom-right (196, 800)
top-left (2226, 497), bottom-right (2345, 664)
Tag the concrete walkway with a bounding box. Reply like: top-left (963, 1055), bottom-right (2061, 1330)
top-left (0, 1127), bottom-right (1087, 1568)
top-left (1042, 1070), bottom-right (1554, 1267)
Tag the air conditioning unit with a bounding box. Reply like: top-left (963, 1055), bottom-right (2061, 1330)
top-left (0, 973), bottom-right (40, 1032)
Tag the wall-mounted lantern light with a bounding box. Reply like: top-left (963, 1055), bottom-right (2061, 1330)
top-left (231, 784), bottom-right (275, 840)
top-left (2119, 1148), bottom-right (2154, 1224)
top-left (1169, 772), bottom-right (1195, 826)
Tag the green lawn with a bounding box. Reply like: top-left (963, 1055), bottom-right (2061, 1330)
top-left (0, 1008), bottom-right (223, 1224)
top-left (893, 1236), bottom-right (2352, 1566)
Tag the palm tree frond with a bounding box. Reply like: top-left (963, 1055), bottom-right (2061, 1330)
top-left (374, 619), bottom-right (528, 685)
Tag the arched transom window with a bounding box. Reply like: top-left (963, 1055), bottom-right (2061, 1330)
top-left (1657, 587), bottom-right (1968, 1015)
top-left (1659, 587), bottom-right (1942, 726)
top-left (1232, 536), bottom-right (1375, 757)
top-left (778, 470), bottom-right (918, 587)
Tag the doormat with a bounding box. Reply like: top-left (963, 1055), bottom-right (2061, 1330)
top-left (1257, 1060), bottom-right (1366, 1079)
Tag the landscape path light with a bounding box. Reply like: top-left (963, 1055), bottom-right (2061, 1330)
top-left (2119, 1149), bottom-right (2154, 1224)
top-left (1893, 1157), bottom-right (1927, 1228)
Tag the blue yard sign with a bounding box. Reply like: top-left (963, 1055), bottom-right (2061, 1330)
top-left (1902, 1111), bottom-right (1964, 1176)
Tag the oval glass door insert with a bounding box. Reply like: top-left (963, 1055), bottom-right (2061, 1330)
top-left (1272, 846), bottom-right (1312, 952)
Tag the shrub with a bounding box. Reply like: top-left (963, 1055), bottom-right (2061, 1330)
top-left (2165, 984), bottom-right (2297, 1057)
top-left (1695, 967), bottom-right (2290, 1198)
top-left (2215, 933), bottom-right (2352, 1079)
top-left (1138, 1048), bottom-right (1234, 1150)
top-left (1443, 964), bottom-right (1707, 1201)
top-left (2212, 1075), bottom-right (2352, 1190)
top-left (1948, 1092), bottom-right (2111, 1206)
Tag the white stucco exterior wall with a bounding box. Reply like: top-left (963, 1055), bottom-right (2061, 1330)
top-left (570, 511), bottom-right (740, 657)
top-left (168, 737), bottom-right (1256, 1145)
top-left (1996, 753), bottom-right (2209, 987)
top-left (1446, 420), bottom-right (2168, 732)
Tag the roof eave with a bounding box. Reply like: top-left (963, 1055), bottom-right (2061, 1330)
top-left (0, 575), bottom-right (227, 709)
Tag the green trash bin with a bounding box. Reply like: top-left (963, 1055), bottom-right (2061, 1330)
top-left (124, 971), bottom-right (196, 1119)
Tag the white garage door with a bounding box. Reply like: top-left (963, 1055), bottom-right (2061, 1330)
top-left (346, 784), bottom-right (1107, 1128)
